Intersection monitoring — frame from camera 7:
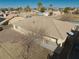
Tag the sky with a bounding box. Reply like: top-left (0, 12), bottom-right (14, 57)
top-left (0, 0), bottom-right (79, 8)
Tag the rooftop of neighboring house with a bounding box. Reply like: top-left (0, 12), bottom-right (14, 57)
top-left (0, 26), bottom-right (51, 59)
top-left (0, 27), bottom-right (26, 42)
top-left (9, 16), bottom-right (75, 41)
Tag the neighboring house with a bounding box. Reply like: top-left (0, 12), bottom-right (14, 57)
top-left (68, 8), bottom-right (79, 14)
top-left (44, 9), bottom-right (62, 16)
top-left (45, 9), bottom-right (53, 16)
top-left (0, 14), bottom-right (7, 18)
top-left (0, 11), bottom-right (6, 18)
top-left (9, 16), bottom-right (75, 51)
top-left (53, 10), bottom-right (62, 16)
top-left (31, 10), bottom-right (39, 16)
top-left (43, 12), bottom-right (49, 16)
top-left (19, 12), bottom-right (32, 17)
top-left (37, 12), bottom-right (43, 16)
top-left (9, 16), bottom-right (75, 40)
top-left (0, 11), bottom-right (3, 15)
top-left (0, 11), bottom-right (11, 18)
top-left (0, 25), bottom-right (50, 59)
top-left (10, 11), bottom-right (18, 14)
top-left (9, 17), bottom-right (25, 24)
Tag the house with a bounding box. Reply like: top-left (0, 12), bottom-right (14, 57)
top-left (0, 25), bottom-right (50, 59)
top-left (43, 9), bottom-right (63, 16)
top-left (68, 8), bottom-right (79, 14)
top-left (52, 10), bottom-right (62, 16)
top-left (9, 16), bottom-right (75, 51)
top-left (0, 11), bottom-right (6, 18)
top-left (43, 12), bottom-right (49, 16)
top-left (31, 10), bottom-right (39, 16)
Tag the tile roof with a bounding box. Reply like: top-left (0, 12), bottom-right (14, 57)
top-left (0, 28), bottom-right (26, 42)
top-left (9, 16), bottom-right (75, 40)
top-left (0, 28), bottom-right (51, 59)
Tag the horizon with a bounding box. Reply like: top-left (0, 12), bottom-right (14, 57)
top-left (0, 0), bottom-right (79, 8)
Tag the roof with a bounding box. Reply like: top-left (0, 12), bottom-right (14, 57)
top-left (9, 16), bottom-right (75, 41)
top-left (9, 16), bottom-right (25, 24)
top-left (0, 28), bottom-right (26, 42)
top-left (0, 28), bottom-right (51, 59)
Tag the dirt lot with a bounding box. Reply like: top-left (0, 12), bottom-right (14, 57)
top-left (59, 14), bottom-right (79, 21)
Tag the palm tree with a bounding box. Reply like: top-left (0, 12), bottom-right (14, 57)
top-left (37, 0), bottom-right (46, 12)
top-left (37, 0), bottom-right (43, 11)
top-left (38, 1), bottom-right (43, 8)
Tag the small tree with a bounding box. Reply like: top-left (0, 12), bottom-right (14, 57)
top-left (0, 8), bottom-right (8, 13)
top-left (15, 7), bottom-right (23, 13)
top-left (63, 7), bottom-right (71, 13)
top-left (9, 8), bottom-right (15, 11)
top-left (40, 7), bottom-right (46, 12)
top-left (24, 5), bottom-right (31, 12)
